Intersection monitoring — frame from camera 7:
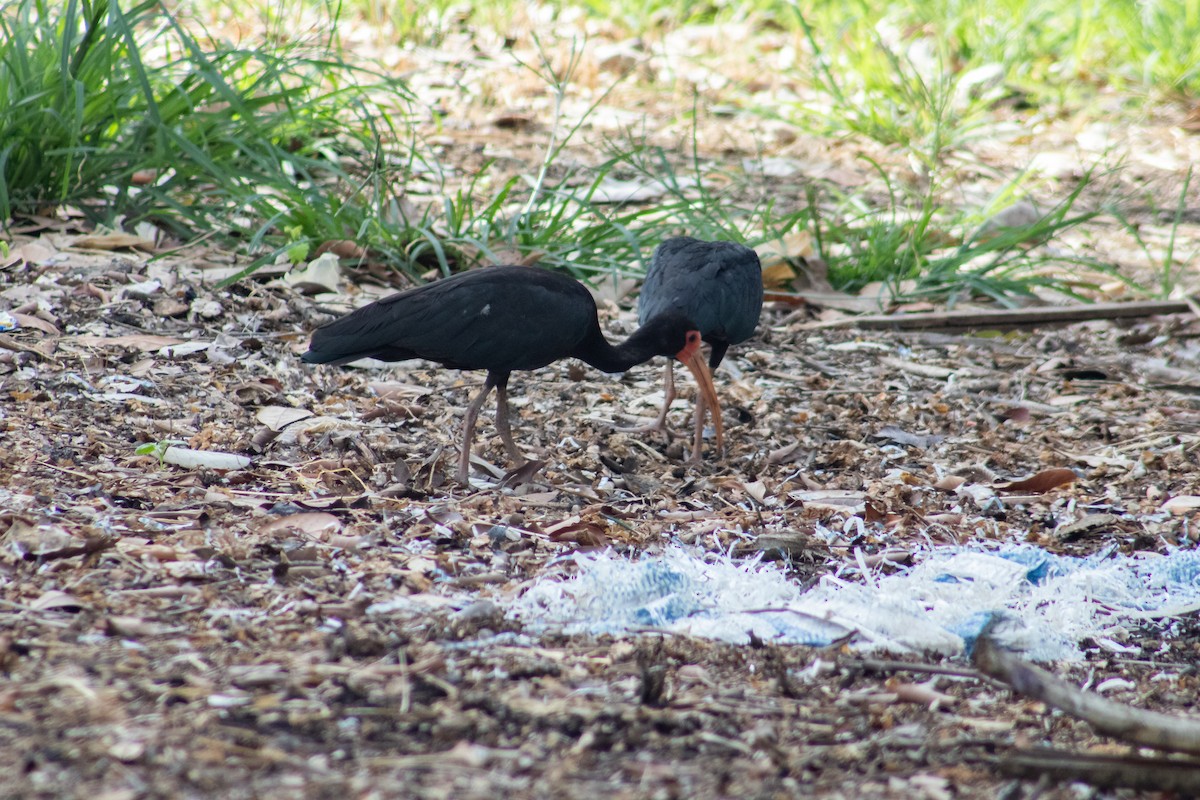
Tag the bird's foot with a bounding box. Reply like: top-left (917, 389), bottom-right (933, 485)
top-left (615, 420), bottom-right (677, 439)
top-left (499, 459), bottom-right (546, 488)
top-left (684, 424), bottom-right (726, 465)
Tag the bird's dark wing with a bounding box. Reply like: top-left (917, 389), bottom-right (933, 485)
top-left (638, 237), bottom-right (763, 348)
top-left (303, 266), bottom-right (598, 372)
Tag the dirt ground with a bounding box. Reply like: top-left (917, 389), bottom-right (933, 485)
top-left (2, 234), bottom-right (1200, 799)
top-left (5, 13), bottom-right (1200, 800)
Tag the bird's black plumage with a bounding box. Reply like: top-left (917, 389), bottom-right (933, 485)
top-left (634, 237), bottom-right (763, 456)
top-left (302, 265), bottom-right (720, 482)
top-left (304, 267), bottom-right (599, 372)
top-left (638, 237), bottom-right (763, 368)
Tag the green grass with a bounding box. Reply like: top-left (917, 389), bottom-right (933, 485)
top-left (1111, 166), bottom-right (1198, 300)
top-left (325, 0), bottom-right (1198, 303)
top-left (0, 0), bottom-right (416, 268)
top-left (3, 0), bottom-right (1196, 305)
top-left (333, 0), bottom-right (1200, 97)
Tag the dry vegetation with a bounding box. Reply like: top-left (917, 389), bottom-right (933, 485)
top-left (3, 4), bottom-right (1200, 799)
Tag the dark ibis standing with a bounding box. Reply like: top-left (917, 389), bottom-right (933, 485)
top-left (302, 265), bottom-right (720, 483)
top-left (635, 237), bottom-right (763, 458)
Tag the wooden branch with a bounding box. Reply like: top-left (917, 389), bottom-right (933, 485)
top-left (805, 299), bottom-right (1195, 332)
top-left (996, 750), bottom-right (1200, 795)
top-left (972, 632), bottom-right (1200, 756)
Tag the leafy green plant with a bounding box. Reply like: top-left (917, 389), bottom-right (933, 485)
top-left (135, 439), bottom-right (185, 466)
top-left (1109, 0), bottom-right (1200, 95)
top-left (797, 155), bottom-right (1110, 305)
top-left (0, 0), bottom-right (416, 262)
top-left (397, 34), bottom-right (678, 282)
top-left (9, 0), bottom-right (1195, 304)
top-left (792, 7), bottom-right (995, 173)
top-left (1111, 166), bottom-right (1198, 299)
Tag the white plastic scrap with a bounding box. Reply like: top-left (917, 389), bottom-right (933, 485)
top-left (506, 544), bottom-right (1200, 661)
top-left (162, 446), bottom-right (251, 471)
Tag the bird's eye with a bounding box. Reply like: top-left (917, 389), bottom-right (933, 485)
top-left (687, 331), bottom-right (700, 345)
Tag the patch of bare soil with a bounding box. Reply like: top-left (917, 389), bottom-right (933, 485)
top-left (4, 11), bottom-right (1200, 795)
top-left (1, 237), bottom-right (1200, 799)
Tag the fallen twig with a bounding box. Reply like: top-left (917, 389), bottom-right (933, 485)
top-left (839, 656), bottom-right (986, 681)
top-left (995, 749), bottom-right (1200, 795)
top-left (972, 629), bottom-right (1200, 756)
top-left (808, 299), bottom-right (1195, 332)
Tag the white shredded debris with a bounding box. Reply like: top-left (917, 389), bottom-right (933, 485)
top-left (507, 544), bottom-right (1200, 661)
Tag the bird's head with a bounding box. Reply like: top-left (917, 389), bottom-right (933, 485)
top-left (633, 311), bottom-right (703, 360)
top-left (678, 329), bottom-right (704, 362)
top-left (632, 313), bottom-right (723, 445)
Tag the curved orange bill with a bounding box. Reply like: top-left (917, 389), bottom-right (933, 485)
top-left (677, 349), bottom-right (724, 453)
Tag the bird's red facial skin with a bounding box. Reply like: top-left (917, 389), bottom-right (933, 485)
top-left (675, 330), bottom-right (703, 363)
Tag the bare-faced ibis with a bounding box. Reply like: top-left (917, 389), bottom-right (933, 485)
top-left (634, 237), bottom-right (763, 458)
top-left (302, 265), bottom-right (721, 483)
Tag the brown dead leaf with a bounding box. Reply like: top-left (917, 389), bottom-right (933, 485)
top-left (499, 459), bottom-right (546, 488)
top-left (260, 512), bottom-right (343, 538)
top-left (761, 259), bottom-right (797, 288)
top-left (361, 397), bottom-right (425, 421)
top-left (8, 241), bottom-right (57, 266)
top-left (251, 425), bottom-right (280, 452)
top-left (121, 543), bottom-right (182, 562)
top-left (72, 232), bottom-right (155, 252)
top-left (757, 231), bottom-right (813, 278)
top-left (228, 664), bottom-right (289, 689)
top-left (0, 333), bottom-right (56, 359)
top-left (546, 517), bottom-right (611, 550)
top-left (863, 499), bottom-right (887, 523)
top-left (1161, 495), bottom-right (1200, 515)
top-left (231, 382), bottom-right (282, 406)
top-left (1182, 102), bottom-right (1200, 131)
top-left (11, 313), bottom-right (60, 336)
top-left (0, 634), bottom-right (19, 673)
top-left (932, 475), bottom-right (966, 492)
top-left (314, 239), bottom-right (368, 260)
top-left (1053, 513), bottom-right (1131, 542)
top-left (1000, 406), bottom-right (1032, 423)
top-left (369, 381), bottom-right (433, 398)
top-left (153, 297), bottom-right (190, 317)
top-left (767, 441), bottom-right (805, 465)
top-left (4, 515), bottom-right (113, 561)
top-left (994, 468), bottom-right (1078, 494)
top-left (256, 405), bottom-right (313, 430)
top-left (740, 480), bottom-right (768, 504)
top-left (29, 590), bottom-right (87, 612)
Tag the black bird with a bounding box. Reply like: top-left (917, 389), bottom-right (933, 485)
top-left (634, 237), bottom-right (763, 458)
top-left (302, 265), bottom-right (721, 483)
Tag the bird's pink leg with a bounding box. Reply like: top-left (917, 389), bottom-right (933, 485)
top-left (493, 379), bottom-right (526, 466)
top-left (678, 347), bottom-right (723, 464)
top-left (618, 362), bottom-right (676, 435)
top-left (688, 392), bottom-right (706, 463)
top-left (456, 376), bottom-right (497, 483)
top-left (654, 362), bottom-right (676, 431)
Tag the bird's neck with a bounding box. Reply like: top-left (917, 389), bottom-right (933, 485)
top-left (574, 326), bottom-right (663, 374)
